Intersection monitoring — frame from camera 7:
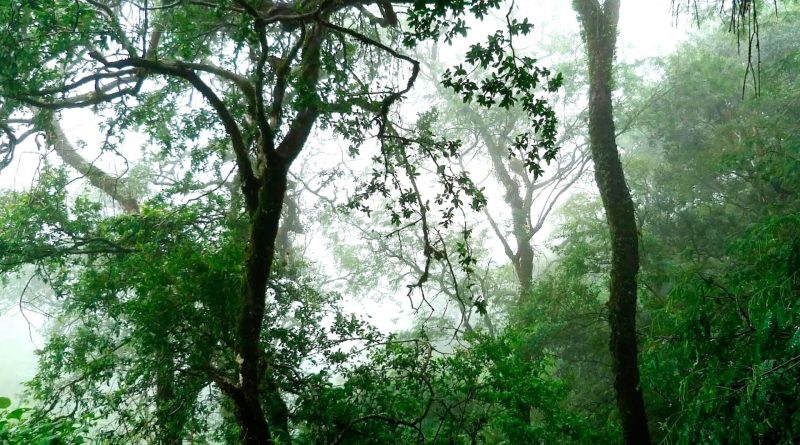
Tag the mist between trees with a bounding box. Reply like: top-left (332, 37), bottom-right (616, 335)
top-left (0, 1), bottom-right (798, 444)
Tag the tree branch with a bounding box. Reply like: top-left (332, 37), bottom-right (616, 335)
top-left (104, 56), bottom-right (260, 210)
top-left (40, 111), bottom-right (140, 214)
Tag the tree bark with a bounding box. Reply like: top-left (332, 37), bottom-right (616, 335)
top-left (572, 1), bottom-right (651, 443)
top-left (41, 112), bottom-right (140, 214)
top-left (232, 20), bottom-right (325, 445)
top-left (234, 157), bottom-right (288, 445)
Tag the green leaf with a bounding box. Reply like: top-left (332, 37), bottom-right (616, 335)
top-left (790, 328), bottom-right (800, 349)
top-left (6, 408), bottom-right (24, 421)
top-left (0, 397), bottom-right (10, 409)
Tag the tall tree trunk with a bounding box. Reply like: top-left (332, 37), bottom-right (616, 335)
top-left (572, 1), bottom-right (651, 443)
top-left (235, 160), bottom-right (289, 445)
top-left (231, 21), bottom-right (324, 445)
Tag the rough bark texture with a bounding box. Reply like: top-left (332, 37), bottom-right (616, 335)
top-left (236, 165), bottom-right (287, 445)
top-left (572, 1), bottom-right (651, 443)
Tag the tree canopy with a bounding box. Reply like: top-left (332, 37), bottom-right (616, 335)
top-left (1, 1), bottom-right (799, 445)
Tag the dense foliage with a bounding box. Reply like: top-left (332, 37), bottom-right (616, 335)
top-left (1, 1), bottom-right (799, 444)
top-left (517, 9), bottom-right (800, 443)
top-left (0, 397), bottom-right (92, 445)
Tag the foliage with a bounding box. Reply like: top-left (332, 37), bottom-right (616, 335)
top-left (0, 397), bottom-right (92, 445)
top-left (524, 8), bottom-right (800, 443)
top-left (3, 165), bottom-right (591, 443)
top-left (294, 330), bottom-right (605, 445)
top-left (631, 11), bottom-right (800, 442)
top-left (643, 215), bottom-right (800, 444)
top-left (441, 13), bottom-right (564, 178)
top-left (3, 1), bottom-right (800, 444)
top-left (0, 0), bottom-right (571, 443)
top-left (0, 166), bottom-right (378, 441)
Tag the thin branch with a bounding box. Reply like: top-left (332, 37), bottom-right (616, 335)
top-left (103, 56), bottom-right (259, 210)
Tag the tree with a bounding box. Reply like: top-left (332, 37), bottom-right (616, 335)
top-left (535, 7), bottom-right (800, 441)
top-left (572, 1), bottom-right (651, 443)
top-left (421, 42), bottom-right (590, 295)
top-left (0, 1), bottom-right (565, 443)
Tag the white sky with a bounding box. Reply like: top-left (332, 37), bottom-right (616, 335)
top-left (0, 0), bottom-right (690, 401)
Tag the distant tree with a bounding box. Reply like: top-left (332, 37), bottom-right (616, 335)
top-left (420, 43), bottom-right (590, 296)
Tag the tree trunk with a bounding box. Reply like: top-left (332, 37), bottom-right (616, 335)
top-left (475, 122), bottom-right (535, 291)
top-left (572, 1), bottom-right (651, 443)
top-left (235, 395), bottom-right (273, 445)
top-left (235, 158), bottom-right (289, 445)
top-left (154, 353), bottom-right (184, 445)
top-left (231, 22), bottom-right (324, 445)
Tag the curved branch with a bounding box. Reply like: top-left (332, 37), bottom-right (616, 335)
top-left (40, 111), bottom-right (140, 214)
top-left (320, 19), bottom-right (420, 123)
top-left (19, 77), bottom-right (143, 110)
top-left (104, 56), bottom-right (259, 210)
